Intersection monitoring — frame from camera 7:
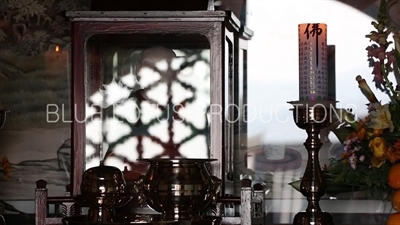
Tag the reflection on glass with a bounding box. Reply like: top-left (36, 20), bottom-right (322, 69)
top-left (244, 0), bottom-right (394, 223)
top-left (263, 131), bottom-right (286, 160)
top-left (84, 38), bottom-right (211, 170)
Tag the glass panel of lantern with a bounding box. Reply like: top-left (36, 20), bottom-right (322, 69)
top-left (83, 33), bottom-right (211, 170)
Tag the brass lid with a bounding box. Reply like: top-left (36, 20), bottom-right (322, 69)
top-left (80, 162), bottom-right (126, 196)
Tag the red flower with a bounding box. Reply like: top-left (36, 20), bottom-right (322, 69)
top-left (386, 49), bottom-right (396, 71)
top-left (372, 62), bottom-right (385, 84)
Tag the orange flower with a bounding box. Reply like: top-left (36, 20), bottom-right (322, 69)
top-left (340, 151), bottom-right (353, 159)
top-left (364, 116), bottom-right (371, 124)
top-left (1, 156), bottom-right (12, 180)
top-left (373, 129), bottom-right (384, 136)
top-left (3, 163), bottom-right (11, 172)
top-left (357, 128), bottom-right (367, 140)
top-left (394, 139), bottom-right (400, 151)
top-left (387, 147), bottom-right (400, 163)
top-left (387, 140), bottom-right (400, 163)
top-left (1, 156), bottom-right (9, 165)
top-left (347, 131), bottom-right (358, 140)
top-left (357, 120), bottom-right (365, 129)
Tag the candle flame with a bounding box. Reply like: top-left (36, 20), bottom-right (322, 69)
top-left (55, 45), bottom-right (60, 52)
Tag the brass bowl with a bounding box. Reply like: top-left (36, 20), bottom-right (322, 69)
top-left (141, 158), bottom-right (221, 221)
top-left (80, 163), bottom-right (126, 195)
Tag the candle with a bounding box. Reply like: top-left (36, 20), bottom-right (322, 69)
top-left (298, 23), bottom-right (328, 101)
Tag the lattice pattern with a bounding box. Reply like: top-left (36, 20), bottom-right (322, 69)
top-left (85, 46), bottom-right (211, 169)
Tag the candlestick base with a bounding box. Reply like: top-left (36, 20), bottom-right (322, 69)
top-left (293, 212), bottom-right (334, 225)
top-left (288, 100), bottom-right (337, 225)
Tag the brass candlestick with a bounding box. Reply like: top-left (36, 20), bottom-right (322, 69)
top-left (288, 101), bottom-right (335, 225)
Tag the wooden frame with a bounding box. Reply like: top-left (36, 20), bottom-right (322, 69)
top-left (66, 10), bottom-right (251, 197)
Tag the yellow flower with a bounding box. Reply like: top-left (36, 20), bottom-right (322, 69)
top-left (369, 137), bottom-right (388, 168)
top-left (368, 103), bottom-right (394, 132)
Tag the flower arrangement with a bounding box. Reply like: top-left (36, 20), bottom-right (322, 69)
top-left (324, 0), bottom-right (400, 199)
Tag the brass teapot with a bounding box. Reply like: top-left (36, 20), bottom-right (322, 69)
top-left (75, 162), bottom-right (131, 223)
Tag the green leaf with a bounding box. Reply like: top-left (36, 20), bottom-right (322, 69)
top-left (394, 62), bottom-right (400, 85)
top-left (332, 126), bottom-right (353, 143)
top-left (289, 179), bottom-right (360, 195)
top-left (288, 180), bottom-right (301, 192)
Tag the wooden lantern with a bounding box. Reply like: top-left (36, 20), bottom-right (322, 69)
top-left (66, 3), bottom-right (253, 197)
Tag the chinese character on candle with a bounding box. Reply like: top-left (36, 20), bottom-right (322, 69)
top-left (298, 23), bottom-right (328, 101)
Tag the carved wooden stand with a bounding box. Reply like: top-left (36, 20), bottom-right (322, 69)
top-left (288, 101), bottom-right (335, 225)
